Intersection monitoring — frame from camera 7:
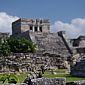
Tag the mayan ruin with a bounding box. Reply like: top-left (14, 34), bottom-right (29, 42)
top-left (11, 18), bottom-right (72, 70)
top-left (0, 0), bottom-right (85, 84)
top-left (0, 18), bottom-right (85, 85)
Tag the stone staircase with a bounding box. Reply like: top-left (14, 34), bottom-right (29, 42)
top-left (29, 32), bottom-right (70, 57)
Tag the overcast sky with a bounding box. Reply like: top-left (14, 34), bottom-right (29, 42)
top-left (0, 0), bottom-right (85, 38)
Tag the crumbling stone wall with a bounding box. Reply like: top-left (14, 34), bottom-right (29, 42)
top-left (4, 78), bottom-right (65, 85)
top-left (2, 79), bottom-right (85, 85)
top-left (31, 78), bottom-right (65, 85)
top-left (0, 53), bottom-right (67, 72)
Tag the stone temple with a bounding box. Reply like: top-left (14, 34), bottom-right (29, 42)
top-left (12, 18), bottom-right (72, 57)
top-left (1, 18), bottom-right (85, 75)
top-left (1, 18), bottom-right (85, 78)
top-left (10, 18), bottom-right (74, 70)
top-left (0, 18), bottom-right (74, 73)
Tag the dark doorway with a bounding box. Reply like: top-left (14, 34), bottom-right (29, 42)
top-left (39, 26), bottom-right (42, 32)
top-left (30, 26), bottom-right (33, 30)
top-left (35, 27), bottom-right (37, 32)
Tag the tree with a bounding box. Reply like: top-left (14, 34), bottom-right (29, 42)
top-left (0, 37), bottom-right (37, 73)
top-left (7, 37), bottom-right (37, 53)
top-left (28, 41), bottom-right (37, 53)
top-left (0, 39), bottom-right (11, 71)
top-left (0, 40), bottom-right (10, 56)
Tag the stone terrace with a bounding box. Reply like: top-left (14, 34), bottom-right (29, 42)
top-left (29, 32), bottom-right (71, 57)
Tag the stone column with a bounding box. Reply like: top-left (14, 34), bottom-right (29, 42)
top-left (38, 26), bottom-right (40, 32)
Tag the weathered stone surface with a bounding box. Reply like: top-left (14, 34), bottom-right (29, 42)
top-left (3, 80), bottom-right (85, 85)
top-left (0, 53), bottom-right (68, 72)
top-left (70, 36), bottom-right (85, 54)
top-left (9, 18), bottom-right (73, 72)
top-left (1, 78), bottom-right (65, 85)
top-left (12, 18), bottom-right (50, 35)
top-left (66, 80), bottom-right (85, 85)
top-left (74, 80), bottom-right (85, 85)
top-left (70, 54), bottom-right (85, 77)
top-left (0, 32), bottom-right (9, 38)
top-left (30, 32), bottom-right (70, 56)
top-left (31, 78), bottom-right (65, 85)
top-left (12, 18), bottom-right (72, 58)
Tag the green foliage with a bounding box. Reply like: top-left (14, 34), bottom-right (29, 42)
top-left (7, 37), bottom-right (37, 53)
top-left (0, 72), bottom-right (28, 83)
top-left (8, 79), bottom-right (17, 84)
top-left (0, 37), bottom-right (37, 54)
top-left (0, 40), bottom-right (10, 56)
top-left (28, 40), bottom-right (37, 53)
top-left (0, 75), bottom-right (7, 83)
top-left (0, 39), bottom-right (11, 68)
top-left (0, 74), bottom-right (18, 84)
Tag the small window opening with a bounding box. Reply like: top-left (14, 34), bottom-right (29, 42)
top-left (40, 27), bottom-right (42, 32)
top-left (30, 26), bottom-right (33, 30)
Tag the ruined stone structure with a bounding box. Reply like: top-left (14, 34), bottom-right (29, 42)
top-left (70, 54), bottom-right (85, 77)
top-left (0, 18), bottom-right (74, 73)
top-left (2, 78), bottom-right (85, 85)
top-left (31, 78), bottom-right (65, 85)
top-left (10, 18), bottom-right (73, 71)
top-left (71, 36), bottom-right (85, 54)
top-left (12, 18), bottom-right (50, 35)
top-left (70, 36), bottom-right (85, 77)
top-left (12, 18), bottom-right (72, 56)
top-left (0, 53), bottom-right (67, 72)
top-left (0, 32), bottom-right (9, 41)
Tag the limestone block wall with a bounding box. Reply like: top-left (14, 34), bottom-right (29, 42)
top-left (0, 53), bottom-right (67, 72)
top-left (31, 78), bottom-right (65, 85)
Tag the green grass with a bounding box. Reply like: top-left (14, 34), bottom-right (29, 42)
top-left (54, 69), bottom-right (66, 73)
top-left (16, 72), bottom-right (28, 83)
top-left (66, 74), bottom-right (85, 82)
top-left (43, 70), bottom-right (85, 82)
top-left (0, 70), bottom-right (85, 83)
